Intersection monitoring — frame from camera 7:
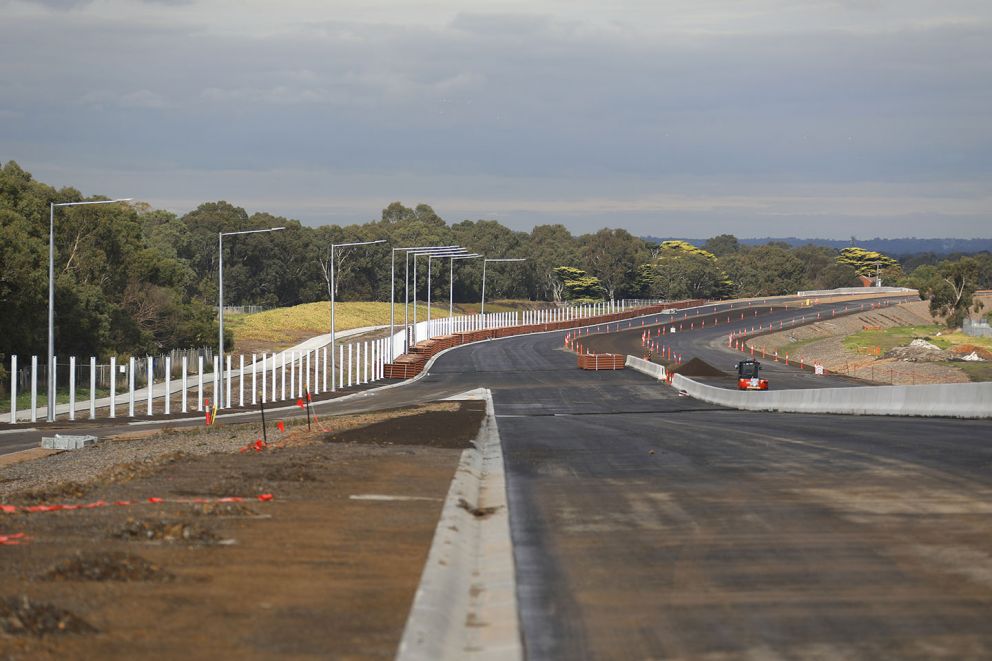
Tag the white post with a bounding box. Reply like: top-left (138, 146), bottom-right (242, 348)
top-left (305, 351), bottom-right (311, 396)
top-left (89, 356), bottom-right (96, 419)
top-left (239, 355), bottom-right (245, 407)
top-left (347, 344), bottom-right (353, 387)
top-left (181, 356), bottom-right (188, 413)
top-left (9, 355), bottom-right (16, 424)
top-left (364, 341), bottom-right (369, 383)
top-left (109, 356), bottom-right (116, 418)
top-left (251, 354), bottom-right (257, 405)
top-left (197, 355), bottom-right (204, 411)
top-left (30, 355), bottom-right (37, 422)
top-left (271, 352), bottom-right (277, 402)
top-left (290, 351), bottom-right (296, 400)
top-left (322, 346), bottom-right (328, 392)
top-left (339, 344), bottom-right (344, 387)
top-left (226, 354), bottom-right (232, 409)
top-left (165, 357), bottom-right (171, 416)
top-left (312, 349), bottom-right (319, 396)
top-left (261, 353), bottom-right (267, 404)
top-left (280, 352), bottom-right (286, 401)
top-left (146, 356), bottom-right (153, 416)
top-left (128, 356), bottom-right (136, 417)
top-left (372, 340), bottom-right (378, 381)
top-left (68, 356), bottom-right (76, 421)
top-left (212, 356), bottom-right (219, 408)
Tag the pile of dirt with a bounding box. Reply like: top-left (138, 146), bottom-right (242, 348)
top-left (101, 450), bottom-right (191, 485)
top-left (671, 358), bottom-right (727, 377)
top-left (41, 552), bottom-right (174, 582)
top-left (885, 339), bottom-right (954, 362)
top-left (0, 595), bottom-right (97, 636)
top-left (951, 344), bottom-right (992, 361)
top-left (324, 402), bottom-right (485, 449)
top-left (116, 518), bottom-right (218, 544)
top-left (186, 502), bottom-right (258, 517)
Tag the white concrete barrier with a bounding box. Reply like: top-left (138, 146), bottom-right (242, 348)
top-left (625, 355), bottom-right (667, 381)
top-left (670, 373), bottom-right (992, 419)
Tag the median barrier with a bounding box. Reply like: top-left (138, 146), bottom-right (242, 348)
top-left (669, 372), bottom-right (992, 419)
top-left (624, 355), bottom-right (667, 380)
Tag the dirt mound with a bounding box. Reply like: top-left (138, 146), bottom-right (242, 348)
top-left (187, 502), bottom-right (258, 517)
top-left (671, 358), bottom-right (727, 377)
top-left (952, 344), bottom-right (992, 360)
top-left (41, 552), bottom-right (174, 582)
top-left (884, 342), bottom-right (953, 362)
top-left (324, 402), bottom-right (485, 449)
top-left (0, 595), bottom-right (97, 636)
top-left (116, 518), bottom-right (218, 544)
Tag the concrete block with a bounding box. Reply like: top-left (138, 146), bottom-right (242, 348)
top-left (41, 434), bottom-right (97, 450)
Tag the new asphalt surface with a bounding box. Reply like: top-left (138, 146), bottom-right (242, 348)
top-left (5, 297), bottom-right (992, 659)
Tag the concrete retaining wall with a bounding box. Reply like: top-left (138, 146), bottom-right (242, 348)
top-left (625, 355), bottom-right (667, 380)
top-left (670, 373), bottom-right (992, 419)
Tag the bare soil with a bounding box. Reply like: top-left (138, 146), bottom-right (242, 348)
top-left (0, 401), bottom-right (484, 659)
top-left (754, 300), bottom-right (970, 385)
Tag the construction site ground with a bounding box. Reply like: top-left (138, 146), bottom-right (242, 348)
top-left (0, 401), bottom-right (485, 660)
top-left (752, 300), bottom-right (981, 385)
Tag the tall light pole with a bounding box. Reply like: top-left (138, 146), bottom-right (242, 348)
top-left (391, 245), bottom-right (458, 361)
top-left (218, 226), bottom-right (285, 408)
top-left (329, 239), bottom-right (387, 391)
top-left (47, 197), bottom-right (132, 422)
top-left (448, 254), bottom-right (483, 320)
top-left (409, 247), bottom-right (468, 344)
top-left (481, 258), bottom-right (526, 315)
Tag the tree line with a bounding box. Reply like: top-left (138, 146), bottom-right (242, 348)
top-left (2, 160), bottom-right (990, 361)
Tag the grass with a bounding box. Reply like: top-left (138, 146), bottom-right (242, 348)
top-left (951, 361), bottom-right (992, 382)
top-left (843, 325), bottom-right (949, 354)
top-left (226, 299), bottom-right (542, 353)
top-left (14, 386), bottom-right (110, 410)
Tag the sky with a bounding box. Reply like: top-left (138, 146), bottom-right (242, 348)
top-left (1, 0), bottom-right (990, 238)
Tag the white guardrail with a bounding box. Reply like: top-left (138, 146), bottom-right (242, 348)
top-left (5, 300), bottom-right (636, 424)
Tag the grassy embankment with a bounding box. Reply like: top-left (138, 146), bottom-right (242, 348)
top-left (226, 299), bottom-right (539, 354)
top-left (844, 325), bottom-right (992, 382)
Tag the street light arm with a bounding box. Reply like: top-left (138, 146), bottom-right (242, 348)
top-left (221, 226), bottom-right (286, 238)
top-left (52, 198), bottom-right (133, 208)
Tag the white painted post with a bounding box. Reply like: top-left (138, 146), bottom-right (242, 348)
top-left (364, 341), bottom-right (369, 383)
top-left (68, 355), bottom-right (75, 420)
top-left (251, 354), bottom-right (257, 405)
top-left (372, 340), bottom-right (377, 382)
top-left (289, 351), bottom-right (296, 400)
top-left (260, 353), bottom-right (267, 404)
top-left (322, 346), bottom-right (328, 392)
top-left (9, 355), bottom-right (16, 424)
top-left (197, 355), bottom-right (204, 411)
top-left (305, 351), bottom-right (311, 396)
top-left (181, 356), bottom-right (188, 413)
top-left (271, 352), bottom-right (277, 402)
top-left (164, 357), bottom-right (171, 416)
top-left (339, 345), bottom-right (344, 387)
top-left (313, 349), bottom-right (319, 395)
top-left (226, 354), bottom-right (232, 409)
top-left (146, 357), bottom-right (153, 416)
top-left (30, 355), bottom-right (37, 423)
top-left (280, 352), bottom-right (286, 401)
top-left (239, 355), bottom-right (245, 407)
top-left (347, 344), bottom-right (353, 387)
top-left (212, 355), bottom-right (219, 409)
top-left (109, 356), bottom-right (116, 419)
top-left (89, 356), bottom-right (96, 419)
top-left (128, 356), bottom-right (136, 417)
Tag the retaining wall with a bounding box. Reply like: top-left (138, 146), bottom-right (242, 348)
top-left (670, 373), bottom-right (992, 419)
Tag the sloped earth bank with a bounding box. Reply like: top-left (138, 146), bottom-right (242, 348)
top-left (753, 300), bottom-right (969, 385)
top-left (0, 401), bottom-right (484, 659)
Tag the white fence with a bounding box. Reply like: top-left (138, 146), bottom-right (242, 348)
top-left (7, 300), bottom-right (640, 424)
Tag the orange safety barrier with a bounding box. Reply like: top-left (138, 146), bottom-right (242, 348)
top-left (577, 353), bottom-right (626, 370)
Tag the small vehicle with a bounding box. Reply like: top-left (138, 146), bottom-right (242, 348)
top-left (736, 359), bottom-right (769, 390)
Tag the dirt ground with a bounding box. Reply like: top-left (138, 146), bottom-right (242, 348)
top-left (753, 300), bottom-right (971, 385)
top-left (0, 401), bottom-right (485, 660)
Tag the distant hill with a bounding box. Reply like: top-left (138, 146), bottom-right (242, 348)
top-left (641, 237), bottom-right (992, 256)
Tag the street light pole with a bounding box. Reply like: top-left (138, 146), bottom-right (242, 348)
top-left (391, 246), bottom-right (458, 361)
top-left (47, 197), bottom-right (132, 422)
top-left (408, 247), bottom-right (468, 344)
top-left (480, 258), bottom-right (526, 316)
top-left (328, 239), bottom-right (387, 391)
top-left (447, 254), bottom-right (482, 321)
top-left (218, 226), bottom-right (285, 409)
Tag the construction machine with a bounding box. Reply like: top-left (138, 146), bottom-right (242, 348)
top-left (736, 359), bottom-right (768, 390)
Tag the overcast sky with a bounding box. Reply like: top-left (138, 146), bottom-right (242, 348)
top-left (1, 0), bottom-right (990, 238)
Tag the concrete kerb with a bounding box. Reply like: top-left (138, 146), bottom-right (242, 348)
top-left (625, 355), bottom-right (667, 381)
top-left (670, 373), bottom-right (992, 419)
top-left (397, 388), bottom-right (522, 661)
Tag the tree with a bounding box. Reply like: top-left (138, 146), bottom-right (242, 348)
top-left (580, 229), bottom-right (649, 301)
top-left (553, 267), bottom-right (604, 300)
top-left (917, 257), bottom-right (985, 327)
top-left (703, 234), bottom-right (741, 257)
top-left (527, 224), bottom-right (579, 302)
top-left (837, 246), bottom-right (900, 281)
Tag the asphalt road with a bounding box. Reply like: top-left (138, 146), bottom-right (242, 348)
top-left (5, 297), bottom-right (991, 659)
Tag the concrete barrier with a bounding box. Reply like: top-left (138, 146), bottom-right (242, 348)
top-left (625, 355), bottom-right (667, 381)
top-left (670, 373), bottom-right (992, 419)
